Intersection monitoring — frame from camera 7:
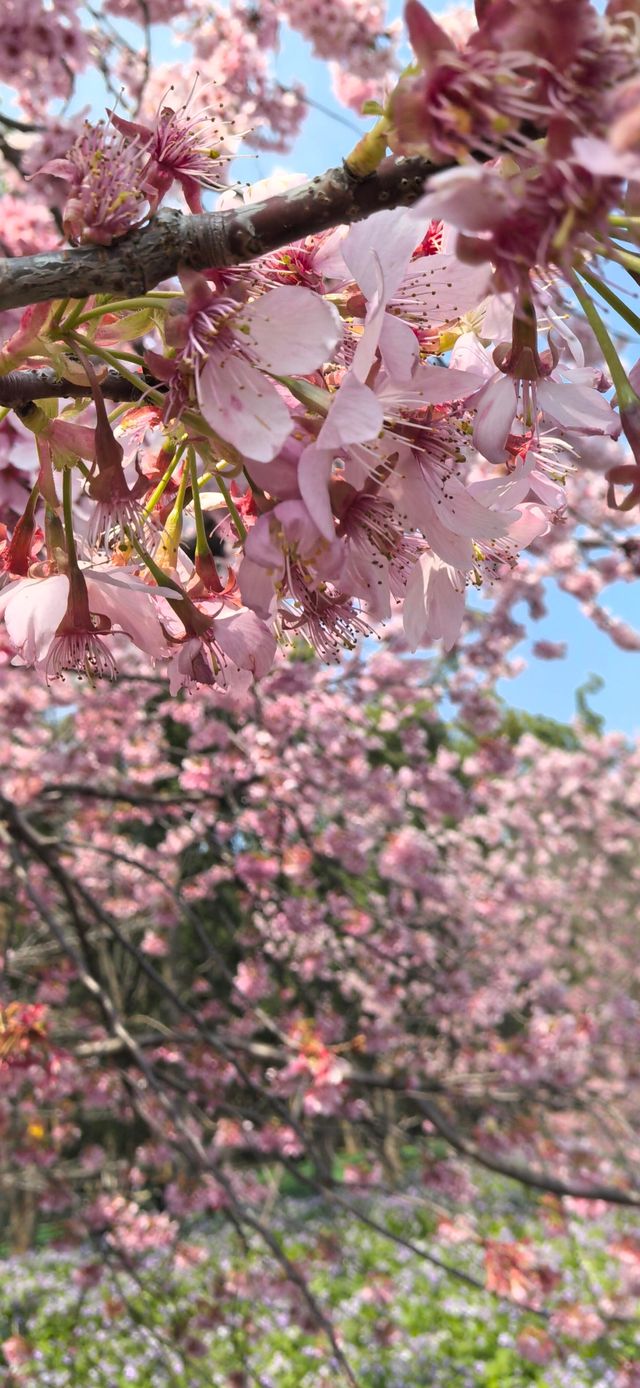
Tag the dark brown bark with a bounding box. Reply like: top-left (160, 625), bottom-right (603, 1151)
top-left (417, 1097), bottom-right (640, 1207)
top-left (0, 368), bottom-right (147, 404)
top-left (0, 155), bottom-right (438, 312)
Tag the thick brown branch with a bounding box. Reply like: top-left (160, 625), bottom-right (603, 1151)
top-left (0, 367), bottom-right (149, 404)
top-left (0, 155), bottom-right (438, 312)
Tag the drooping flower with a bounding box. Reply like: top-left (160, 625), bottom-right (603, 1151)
top-left (237, 498), bottom-right (371, 658)
top-left (403, 550), bottom-right (466, 651)
top-left (75, 352), bottom-right (149, 548)
top-left (238, 499), bottom-right (345, 619)
top-left (0, 568), bottom-right (115, 680)
top-left (390, 422), bottom-right (521, 572)
top-left (298, 360), bottom-right (485, 544)
top-left (459, 298), bottom-right (619, 467)
top-left (0, 566), bottom-right (170, 679)
top-left (163, 590), bottom-right (276, 694)
top-left (333, 484), bottom-right (429, 621)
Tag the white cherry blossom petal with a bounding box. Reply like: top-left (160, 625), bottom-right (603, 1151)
top-left (234, 286), bottom-right (342, 374)
top-left (342, 207), bottom-right (419, 302)
top-left (214, 608), bottom-right (276, 677)
top-left (473, 374), bottom-right (519, 464)
top-left (403, 553), bottom-right (465, 652)
top-left (392, 254), bottom-right (491, 326)
top-left (298, 445), bottom-right (335, 541)
top-left (318, 374), bottom-right (384, 450)
top-left (379, 314), bottom-right (420, 381)
top-left (538, 379), bottom-right (619, 435)
top-left (198, 354), bottom-right (293, 463)
top-left (1, 574), bottom-right (69, 664)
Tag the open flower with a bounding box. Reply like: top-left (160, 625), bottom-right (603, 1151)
top-left (153, 271), bottom-right (342, 464)
top-left (110, 93), bottom-right (235, 213)
top-left (334, 485), bottom-right (429, 621)
top-left (337, 204), bottom-right (490, 385)
top-left (0, 566), bottom-right (170, 679)
top-left (450, 300), bottom-right (619, 467)
top-left (298, 359), bottom-right (485, 544)
top-left (163, 591), bottom-right (276, 694)
top-left (238, 499), bottom-right (345, 618)
top-left (237, 499), bottom-right (370, 659)
top-left (38, 120), bottom-right (149, 245)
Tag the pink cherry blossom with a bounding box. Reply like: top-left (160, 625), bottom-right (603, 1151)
top-left (38, 120), bottom-right (150, 245)
top-left (159, 271), bottom-right (341, 463)
top-left (110, 95), bottom-right (235, 213)
top-left (165, 596), bottom-right (276, 694)
top-left (0, 567), bottom-right (170, 677)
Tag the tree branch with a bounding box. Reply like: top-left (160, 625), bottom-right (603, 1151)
top-left (0, 155), bottom-right (438, 312)
top-left (417, 1097), bottom-right (640, 1208)
top-left (0, 367), bottom-right (150, 404)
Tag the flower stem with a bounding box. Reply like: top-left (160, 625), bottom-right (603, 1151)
top-left (188, 449), bottom-right (210, 558)
top-left (61, 467), bottom-right (80, 572)
top-left (60, 298), bottom-right (89, 333)
top-left (569, 270), bottom-right (638, 408)
top-left (214, 470), bottom-right (246, 541)
top-left (577, 266), bottom-right (640, 339)
top-left (107, 401), bottom-right (137, 424)
top-left (144, 439), bottom-right (188, 517)
top-left (77, 293), bottom-right (180, 321)
top-left (76, 343), bottom-right (146, 366)
top-left (127, 531), bottom-right (185, 594)
top-left (68, 335), bottom-right (164, 405)
top-left (50, 298), bottom-right (69, 329)
top-left (607, 242), bottom-right (640, 275)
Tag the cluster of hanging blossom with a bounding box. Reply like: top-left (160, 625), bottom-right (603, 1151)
top-left (2, 0), bottom-right (640, 691)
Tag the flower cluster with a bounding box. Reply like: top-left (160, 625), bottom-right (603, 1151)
top-left (2, 0), bottom-right (640, 694)
top-left (39, 96), bottom-right (235, 245)
top-left (0, 176), bottom-right (622, 689)
top-left (390, 0), bottom-right (640, 287)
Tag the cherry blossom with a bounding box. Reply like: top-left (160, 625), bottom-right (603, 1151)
top-left (0, 567), bottom-right (170, 678)
top-left (38, 122), bottom-right (150, 246)
top-left (109, 96), bottom-right (235, 213)
top-left (3, 1), bottom-right (640, 1376)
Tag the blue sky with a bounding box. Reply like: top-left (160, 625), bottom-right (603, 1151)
top-left (5, 1), bottom-right (640, 733)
